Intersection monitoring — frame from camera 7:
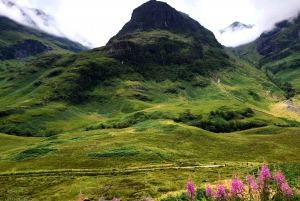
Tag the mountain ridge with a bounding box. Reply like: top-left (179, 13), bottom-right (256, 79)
top-left (0, 15), bottom-right (87, 59)
top-left (1, 1), bottom-right (300, 200)
top-left (219, 21), bottom-right (254, 34)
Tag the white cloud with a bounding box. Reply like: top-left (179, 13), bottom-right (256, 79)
top-left (5, 0), bottom-right (300, 47)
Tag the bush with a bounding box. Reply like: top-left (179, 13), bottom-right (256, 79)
top-left (86, 147), bottom-right (139, 158)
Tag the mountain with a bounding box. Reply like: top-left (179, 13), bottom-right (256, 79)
top-left (0, 15), bottom-right (88, 59)
top-left (229, 14), bottom-right (300, 98)
top-left (0, 0), bottom-right (91, 53)
top-left (0, 0), bottom-right (63, 36)
top-left (219, 21), bottom-right (254, 34)
top-left (0, 0), bottom-right (288, 136)
top-left (107, 0), bottom-right (224, 66)
top-left (1, 1), bottom-right (300, 200)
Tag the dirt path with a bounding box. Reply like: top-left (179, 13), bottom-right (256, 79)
top-left (0, 165), bottom-right (226, 177)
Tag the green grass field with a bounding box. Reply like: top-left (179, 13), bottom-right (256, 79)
top-left (0, 123), bottom-right (300, 200)
top-left (1, 36), bottom-right (300, 200)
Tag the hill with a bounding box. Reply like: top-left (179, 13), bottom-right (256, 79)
top-left (229, 14), bottom-right (300, 100)
top-left (0, 1), bottom-right (300, 200)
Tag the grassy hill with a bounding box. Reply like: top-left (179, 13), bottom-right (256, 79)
top-left (0, 1), bottom-right (300, 201)
top-left (1, 46), bottom-right (299, 200)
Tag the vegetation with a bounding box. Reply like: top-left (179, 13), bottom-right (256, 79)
top-left (0, 1), bottom-right (300, 200)
top-left (161, 163), bottom-right (300, 201)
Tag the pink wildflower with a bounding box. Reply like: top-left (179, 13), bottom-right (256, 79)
top-left (230, 179), bottom-right (245, 196)
top-left (258, 163), bottom-right (271, 184)
top-left (251, 180), bottom-right (258, 191)
top-left (186, 181), bottom-right (196, 196)
top-left (246, 174), bottom-right (253, 185)
top-left (206, 185), bottom-right (213, 197)
top-left (281, 182), bottom-right (293, 199)
top-left (274, 170), bottom-right (285, 185)
top-left (246, 174), bottom-right (258, 191)
top-left (297, 188), bottom-right (300, 195)
top-left (214, 185), bottom-right (227, 201)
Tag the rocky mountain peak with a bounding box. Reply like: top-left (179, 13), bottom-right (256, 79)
top-left (219, 21), bottom-right (254, 34)
top-left (108, 0), bottom-right (206, 43)
top-left (105, 1), bottom-right (226, 66)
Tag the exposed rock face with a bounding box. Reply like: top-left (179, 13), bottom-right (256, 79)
top-left (219, 21), bottom-right (254, 34)
top-left (256, 15), bottom-right (300, 56)
top-left (106, 1), bottom-right (224, 65)
top-left (113, 1), bottom-right (203, 36)
top-left (0, 16), bottom-right (87, 53)
top-left (0, 39), bottom-right (51, 59)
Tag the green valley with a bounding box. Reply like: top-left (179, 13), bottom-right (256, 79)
top-left (0, 0), bottom-right (300, 200)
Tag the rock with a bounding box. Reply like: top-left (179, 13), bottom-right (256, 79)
top-left (0, 39), bottom-right (50, 60)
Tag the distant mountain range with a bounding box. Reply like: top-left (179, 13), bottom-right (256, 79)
top-left (219, 21), bottom-right (254, 34)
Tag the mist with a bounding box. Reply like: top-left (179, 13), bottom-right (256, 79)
top-left (0, 0), bottom-right (63, 37)
top-left (214, 0), bottom-right (300, 47)
top-left (3, 0), bottom-right (300, 48)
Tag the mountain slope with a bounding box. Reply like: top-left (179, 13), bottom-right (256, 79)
top-left (0, 1), bottom-right (299, 200)
top-left (219, 21), bottom-right (254, 34)
top-left (0, 1), bottom-right (288, 137)
top-left (0, 16), bottom-right (87, 59)
top-left (106, 0), bottom-right (225, 67)
top-left (229, 14), bottom-right (300, 99)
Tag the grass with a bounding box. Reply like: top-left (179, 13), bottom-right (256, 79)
top-left (0, 123), bottom-right (299, 200)
top-left (1, 25), bottom-right (300, 200)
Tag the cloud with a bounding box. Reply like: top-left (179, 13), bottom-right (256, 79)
top-left (4, 0), bottom-right (300, 48)
top-left (0, 0), bottom-right (63, 37)
top-left (215, 0), bottom-right (300, 47)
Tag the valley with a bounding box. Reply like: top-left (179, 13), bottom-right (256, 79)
top-left (0, 0), bottom-right (300, 200)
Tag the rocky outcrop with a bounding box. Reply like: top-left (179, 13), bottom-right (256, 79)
top-left (112, 1), bottom-right (202, 36)
top-left (256, 16), bottom-right (300, 56)
top-left (106, 1), bottom-right (223, 65)
top-left (0, 39), bottom-right (52, 59)
top-left (0, 16), bottom-right (87, 53)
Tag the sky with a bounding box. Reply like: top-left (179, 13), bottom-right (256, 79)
top-left (3, 0), bottom-right (300, 48)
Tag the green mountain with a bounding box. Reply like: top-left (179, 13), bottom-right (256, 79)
top-left (0, 0), bottom-right (288, 136)
top-left (0, 15), bottom-right (87, 59)
top-left (0, 1), bottom-right (300, 201)
top-left (229, 14), bottom-right (300, 99)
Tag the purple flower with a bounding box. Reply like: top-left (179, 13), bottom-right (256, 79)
top-left (214, 185), bottom-right (227, 200)
top-left (206, 185), bottom-right (213, 197)
top-left (246, 174), bottom-right (253, 185)
top-left (251, 180), bottom-right (258, 191)
top-left (230, 179), bottom-right (245, 196)
top-left (281, 182), bottom-right (293, 198)
top-left (258, 163), bottom-right (271, 184)
top-left (246, 174), bottom-right (258, 192)
top-left (113, 197), bottom-right (117, 201)
top-left (274, 170), bottom-right (285, 185)
top-left (186, 181), bottom-right (196, 196)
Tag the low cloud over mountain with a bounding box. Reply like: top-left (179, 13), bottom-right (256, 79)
top-left (0, 0), bottom-right (92, 47)
top-left (219, 22), bottom-right (254, 34)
